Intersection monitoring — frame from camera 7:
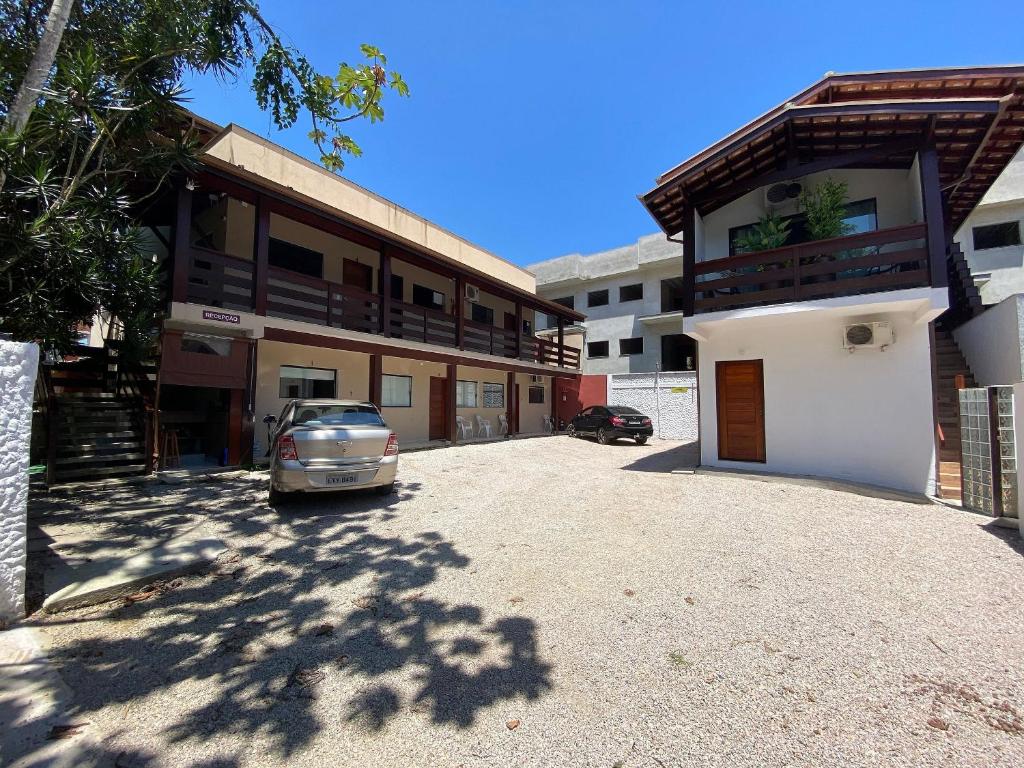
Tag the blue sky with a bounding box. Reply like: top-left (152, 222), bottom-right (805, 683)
top-left (183, 1), bottom-right (1024, 266)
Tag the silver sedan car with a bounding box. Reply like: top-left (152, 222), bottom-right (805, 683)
top-left (266, 399), bottom-right (398, 504)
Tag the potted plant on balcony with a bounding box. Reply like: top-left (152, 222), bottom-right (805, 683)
top-left (796, 178), bottom-right (856, 290)
top-left (726, 212), bottom-right (793, 295)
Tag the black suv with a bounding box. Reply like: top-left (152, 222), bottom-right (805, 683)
top-left (568, 405), bottom-right (653, 445)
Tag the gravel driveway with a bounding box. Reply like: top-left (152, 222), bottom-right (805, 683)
top-left (23, 437), bottom-right (1024, 767)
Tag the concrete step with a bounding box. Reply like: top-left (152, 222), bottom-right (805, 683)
top-left (54, 463), bottom-right (146, 481)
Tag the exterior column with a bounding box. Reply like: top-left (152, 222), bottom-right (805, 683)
top-left (369, 354), bottom-right (383, 407)
top-left (170, 183), bottom-right (192, 305)
top-left (455, 274), bottom-right (465, 349)
top-left (506, 371), bottom-right (517, 436)
top-left (379, 247), bottom-right (392, 336)
top-left (253, 194), bottom-right (271, 315)
top-left (557, 317), bottom-right (565, 367)
top-left (550, 376), bottom-right (558, 430)
top-left (681, 203), bottom-right (696, 317)
top-left (919, 145), bottom-right (949, 289)
top-left (228, 389), bottom-right (243, 465)
top-left (240, 338), bottom-right (257, 466)
top-left (446, 363), bottom-right (458, 443)
top-left (515, 301), bottom-right (523, 360)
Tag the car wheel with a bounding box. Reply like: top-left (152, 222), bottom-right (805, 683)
top-left (635, 435), bottom-right (648, 445)
top-left (597, 427), bottom-right (609, 445)
top-left (375, 482), bottom-right (395, 496)
top-left (567, 423), bottom-right (577, 438)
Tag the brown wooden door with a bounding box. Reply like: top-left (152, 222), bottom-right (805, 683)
top-left (504, 312), bottom-right (517, 332)
top-left (429, 376), bottom-right (447, 441)
top-left (716, 360), bottom-right (766, 462)
top-left (342, 259), bottom-right (373, 292)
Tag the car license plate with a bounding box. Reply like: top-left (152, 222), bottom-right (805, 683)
top-left (326, 472), bottom-right (358, 485)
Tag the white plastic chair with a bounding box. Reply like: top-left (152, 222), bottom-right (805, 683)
top-left (474, 414), bottom-right (493, 438)
top-left (498, 413), bottom-right (509, 435)
top-left (542, 414), bottom-right (554, 434)
top-left (454, 415), bottom-right (473, 440)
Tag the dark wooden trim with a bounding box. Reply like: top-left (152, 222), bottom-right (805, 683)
top-left (694, 137), bottom-right (923, 214)
top-left (445, 364), bottom-right (457, 443)
top-left (171, 184), bottom-right (193, 304)
top-left (379, 246), bottom-right (392, 336)
top-left (507, 371), bottom-right (517, 436)
top-left (261, 327), bottom-right (580, 378)
top-left (514, 301), bottom-right (523, 360)
top-left (369, 353), bottom-right (383, 408)
top-left (455, 274), bottom-right (465, 349)
top-left (253, 194), bottom-right (271, 314)
top-left (681, 204), bottom-right (696, 317)
top-left (918, 144), bottom-right (949, 288)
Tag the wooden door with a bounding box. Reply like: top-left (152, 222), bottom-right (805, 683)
top-left (504, 312), bottom-right (517, 332)
top-left (429, 376), bottom-right (447, 441)
top-left (342, 259), bottom-right (373, 292)
top-left (716, 360), bottom-right (766, 462)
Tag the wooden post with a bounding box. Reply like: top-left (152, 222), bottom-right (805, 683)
top-left (379, 247), bottom-right (392, 336)
top-left (369, 354), bottom-right (383, 407)
top-left (557, 317), bottom-right (565, 367)
top-left (170, 183), bottom-right (192, 305)
top-left (681, 203), bottom-right (696, 316)
top-left (252, 194), bottom-right (271, 314)
top-left (506, 371), bottom-right (516, 437)
top-left (446, 363), bottom-right (458, 443)
top-left (919, 144), bottom-right (949, 289)
top-left (455, 274), bottom-right (465, 349)
top-left (515, 301), bottom-right (523, 360)
top-left (45, 396), bottom-right (58, 486)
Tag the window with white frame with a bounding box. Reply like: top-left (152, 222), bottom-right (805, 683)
top-left (482, 382), bottom-right (504, 408)
top-left (456, 380), bottom-right (478, 408)
top-left (381, 374), bottom-right (412, 407)
top-left (279, 366), bottom-right (336, 399)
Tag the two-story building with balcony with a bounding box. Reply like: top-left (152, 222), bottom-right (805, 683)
top-left (640, 66), bottom-right (1024, 496)
top-left (141, 120), bottom-right (583, 469)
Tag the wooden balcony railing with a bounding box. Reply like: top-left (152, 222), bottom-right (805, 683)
top-left (266, 266), bottom-right (380, 335)
top-left (692, 223), bottom-right (929, 313)
top-left (185, 248), bottom-right (254, 312)
top-left (388, 300), bottom-right (457, 347)
top-left (182, 250), bottom-right (578, 369)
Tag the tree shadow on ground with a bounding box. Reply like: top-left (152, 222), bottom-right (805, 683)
top-left (620, 441), bottom-right (700, 473)
top-left (21, 473), bottom-right (553, 765)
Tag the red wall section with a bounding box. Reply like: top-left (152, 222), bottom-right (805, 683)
top-left (554, 374), bottom-right (607, 429)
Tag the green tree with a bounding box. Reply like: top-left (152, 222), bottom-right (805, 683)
top-left (0, 0), bottom-right (408, 354)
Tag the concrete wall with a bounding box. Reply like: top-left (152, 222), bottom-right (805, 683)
top-left (455, 365), bottom-right (510, 434)
top-left (700, 167), bottom-right (921, 261)
top-left (0, 340), bottom-right (39, 624)
top-left (954, 198), bottom-right (1024, 305)
top-left (953, 295), bottom-right (1024, 386)
top-left (254, 340), bottom-right (371, 456)
top-left (1014, 382), bottom-right (1024, 538)
top-left (608, 372), bottom-right (698, 440)
top-left (380, 357), bottom-right (446, 445)
top-left (517, 374), bottom-right (552, 435)
top-left (696, 313), bottom-right (936, 494)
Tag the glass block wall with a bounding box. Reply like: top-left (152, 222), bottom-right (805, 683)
top-left (959, 388), bottom-right (995, 515)
top-left (994, 386), bottom-right (1018, 519)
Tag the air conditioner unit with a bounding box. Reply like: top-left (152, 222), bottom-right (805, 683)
top-left (843, 321), bottom-right (895, 351)
top-left (465, 284), bottom-right (480, 301)
top-left (764, 181), bottom-right (802, 209)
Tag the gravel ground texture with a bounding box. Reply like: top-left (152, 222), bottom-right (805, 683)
top-left (22, 436), bottom-right (1024, 768)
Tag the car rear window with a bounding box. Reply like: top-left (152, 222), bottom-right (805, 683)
top-left (607, 406), bottom-right (641, 415)
top-left (292, 405), bottom-right (385, 427)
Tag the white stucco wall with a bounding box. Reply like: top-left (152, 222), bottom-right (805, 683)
top-left (0, 340), bottom-right (39, 624)
top-left (694, 310), bottom-right (937, 494)
top-left (954, 198), bottom-right (1024, 305)
top-left (608, 372), bottom-right (698, 440)
top-left (953, 295), bottom-right (1024, 386)
top-left (699, 167), bottom-right (921, 261)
